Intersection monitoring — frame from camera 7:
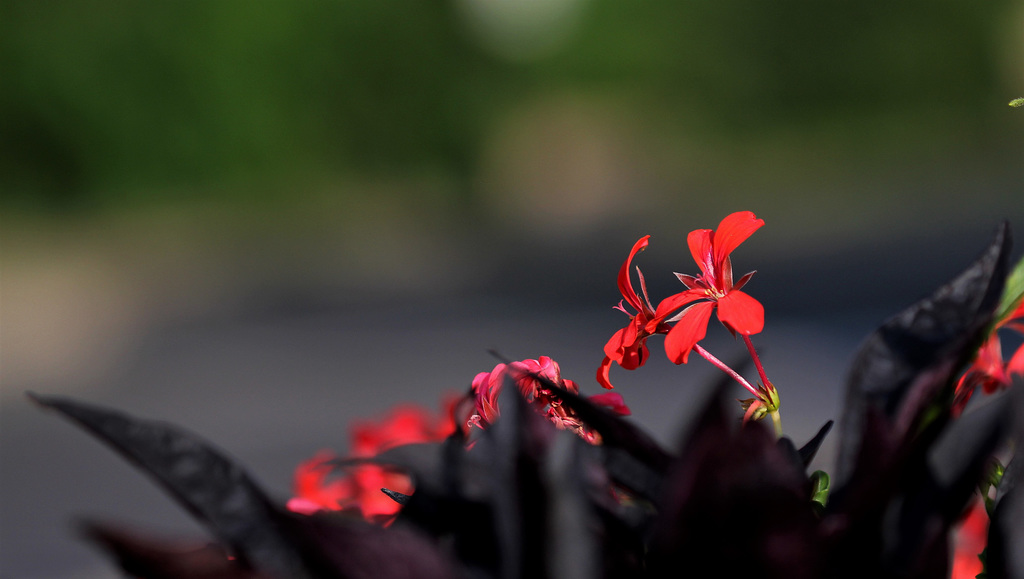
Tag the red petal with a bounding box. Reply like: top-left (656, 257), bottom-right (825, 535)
top-left (1007, 342), bottom-right (1024, 377)
top-left (687, 228), bottom-right (714, 277)
top-left (712, 211), bottom-right (763, 270)
top-left (618, 236), bottom-right (650, 312)
top-left (603, 326), bottom-right (631, 360)
top-left (716, 290), bottom-right (764, 335)
top-left (619, 339), bottom-right (649, 370)
top-left (663, 301), bottom-right (716, 364)
top-left (648, 289), bottom-right (706, 332)
top-left (596, 356), bottom-right (615, 389)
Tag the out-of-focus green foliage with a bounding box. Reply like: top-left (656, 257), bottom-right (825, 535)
top-left (0, 0), bottom-right (1017, 213)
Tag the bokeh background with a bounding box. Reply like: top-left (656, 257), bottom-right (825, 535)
top-left (2, 1), bottom-right (1023, 577)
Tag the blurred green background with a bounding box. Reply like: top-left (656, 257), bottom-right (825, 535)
top-left (4, 0), bottom-right (1020, 215)
top-left (3, 0), bottom-right (1023, 405)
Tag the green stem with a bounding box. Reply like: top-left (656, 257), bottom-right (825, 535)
top-left (769, 408), bottom-right (783, 438)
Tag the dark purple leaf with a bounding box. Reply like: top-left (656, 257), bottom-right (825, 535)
top-left (29, 393), bottom-right (312, 578)
top-left (927, 395), bottom-right (1010, 520)
top-left (478, 374), bottom-right (552, 579)
top-left (381, 488), bottom-right (410, 506)
top-left (835, 223), bottom-right (1011, 486)
top-left (986, 385), bottom-right (1024, 579)
top-left (866, 396), bottom-right (1011, 577)
top-left (278, 511), bottom-right (455, 579)
top-left (798, 420), bottom-right (834, 467)
top-left (649, 386), bottom-right (821, 579)
top-left (79, 521), bottom-right (268, 579)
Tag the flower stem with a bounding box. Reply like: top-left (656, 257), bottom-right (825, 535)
top-left (742, 334), bottom-right (771, 388)
top-left (693, 343), bottom-right (759, 397)
top-left (741, 334), bottom-right (783, 437)
top-left (769, 408), bottom-right (783, 438)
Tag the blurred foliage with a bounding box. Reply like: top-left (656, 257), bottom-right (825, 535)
top-left (1, 0), bottom-right (1018, 214)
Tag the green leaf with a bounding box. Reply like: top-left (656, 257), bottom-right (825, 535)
top-left (810, 470), bottom-right (830, 514)
top-left (1009, 97), bottom-right (1024, 108)
top-left (995, 255), bottom-right (1024, 324)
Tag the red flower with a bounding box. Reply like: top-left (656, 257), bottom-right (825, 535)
top-left (470, 356), bottom-right (630, 444)
top-left (646, 211), bottom-right (765, 364)
top-left (597, 236), bottom-right (671, 389)
top-left (950, 497), bottom-right (989, 579)
top-left (287, 401), bottom-right (456, 523)
top-left (954, 300), bottom-right (1024, 413)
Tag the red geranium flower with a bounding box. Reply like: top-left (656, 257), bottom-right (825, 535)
top-left (954, 299), bottom-right (1024, 413)
top-left (646, 211), bottom-right (765, 364)
top-left (471, 356), bottom-right (630, 444)
top-left (597, 236), bottom-right (672, 389)
top-left (287, 401), bottom-right (457, 523)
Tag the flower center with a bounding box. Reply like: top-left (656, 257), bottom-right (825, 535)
top-left (705, 287), bottom-right (726, 300)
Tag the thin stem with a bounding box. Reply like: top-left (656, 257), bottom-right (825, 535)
top-left (694, 343), bottom-right (759, 397)
top-left (769, 409), bottom-right (783, 438)
top-left (742, 334), bottom-right (771, 388)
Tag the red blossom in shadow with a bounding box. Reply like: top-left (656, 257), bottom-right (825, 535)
top-left (646, 211), bottom-right (765, 364)
top-left (287, 401), bottom-right (457, 523)
top-left (950, 497), bottom-right (989, 579)
top-left (954, 300), bottom-right (1024, 414)
top-left (471, 356), bottom-right (630, 444)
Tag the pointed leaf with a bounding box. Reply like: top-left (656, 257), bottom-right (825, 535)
top-left (650, 384), bottom-right (821, 578)
top-left (835, 223), bottom-right (1012, 485)
top-left (381, 488), bottom-right (411, 506)
top-left (29, 393), bottom-right (312, 578)
top-left (798, 420), bottom-right (834, 467)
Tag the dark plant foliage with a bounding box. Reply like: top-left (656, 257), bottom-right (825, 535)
top-left (32, 224), bottom-right (1022, 578)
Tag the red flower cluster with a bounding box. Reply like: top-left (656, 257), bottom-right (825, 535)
top-left (599, 211), bottom-right (766, 388)
top-left (289, 356), bottom-right (628, 522)
top-left (287, 401), bottom-right (456, 523)
top-left (954, 300), bottom-right (1024, 413)
top-left (470, 356), bottom-right (630, 444)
